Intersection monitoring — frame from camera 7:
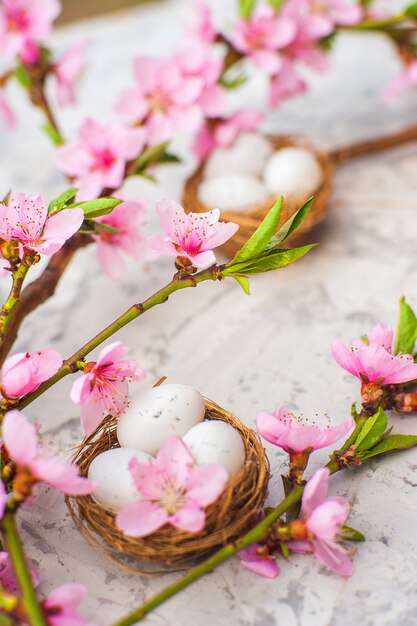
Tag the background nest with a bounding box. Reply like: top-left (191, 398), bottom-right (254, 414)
top-left (182, 134), bottom-right (335, 257)
top-left (66, 398), bottom-right (270, 573)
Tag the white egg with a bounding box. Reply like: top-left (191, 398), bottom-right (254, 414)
top-left (183, 420), bottom-right (245, 478)
top-left (199, 175), bottom-right (270, 212)
top-left (263, 147), bottom-right (322, 198)
top-left (205, 133), bottom-right (273, 179)
top-left (88, 447), bottom-right (151, 510)
top-left (117, 384), bottom-right (206, 455)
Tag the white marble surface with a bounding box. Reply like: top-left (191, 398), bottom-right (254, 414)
top-left (1, 2), bottom-right (417, 625)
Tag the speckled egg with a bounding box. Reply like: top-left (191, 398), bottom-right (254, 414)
top-left (117, 384), bottom-right (206, 455)
top-left (183, 420), bottom-right (245, 478)
top-left (88, 447), bottom-right (151, 509)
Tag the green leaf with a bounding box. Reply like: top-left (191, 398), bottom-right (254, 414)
top-left (67, 197), bottom-right (122, 219)
top-left (361, 434), bottom-right (417, 459)
top-left (219, 72), bottom-right (248, 90)
top-left (239, 0), bottom-right (257, 19)
top-left (89, 221), bottom-right (120, 235)
top-left (158, 152), bottom-right (181, 165)
top-left (395, 296), bottom-right (417, 355)
top-left (265, 197), bottom-right (313, 251)
top-left (48, 188), bottom-right (78, 214)
top-left (133, 142), bottom-right (170, 173)
top-left (280, 542), bottom-right (290, 559)
top-left (351, 402), bottom-right (360, 423)
top-left (224, 245), bottom-right (316, 276)
top-left (405, 1), bottom-right (417, 17)
top-left (14, 63), bottom-right (31, 88)
top-left (233, 275), bottom-right (250, 295)
top-left (229, 197), bottom-right (283, 266)
top-left (268, 0), bottom-right (284, 8)
top-left (354, 408), bottom-right (387, 453)
top-left (0, 613), bottom-right (14, 625)
top-left (1, 190), bottom-right (11, 205)
top-left (340, 526), bottom-right (365, 542)
top-left (42, 121), bottom-right (64, 146)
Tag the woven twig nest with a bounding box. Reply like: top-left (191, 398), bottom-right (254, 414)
top-left (182, 134), bottom-right (335, 257)
top-left (66, 398), bottom-right (269, 573)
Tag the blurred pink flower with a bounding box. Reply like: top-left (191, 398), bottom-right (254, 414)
top-left (188, 0), bottom-right (217, 43)
top-left (0, 0), bottom-right (60, 61)
top-left (93, 199), bottom-right (156, 279)
top-left (116, 435), bottom-right (228, 537)
top-left (2, 410), bottom-right (96, 495)
top-left (43, 583), bottom-right (90, 626)
top-left (116, 56), bottom-right (203, 145)
top-left (0, 551), bottom-right (39, 594)
top-left (53, 39), bottom-right (89, 106)
top-left (231, 7), bottom-right (297, 74)
top-left (175, 43), bottom-right (226, 117)
top-left (257, 407), bottom-right (353, 453)
top-left (70, 341), bottom-right (145, 434)
top-left (193, 109), bottom-right (263, 160)
top-left (269, 58), bottom-right (307, 106)
top-left (0, 91), bottom-right (16, 128)
top-left (331, 338), bottom-right (417, 385)
top-left (0, 192), bottom-right (84, 255)
top-left (0, 482), bottom-right (6, 519)
top-left (285, 0), bottom-right (362, 39)
top-left (55, 118), bottom-right (146, 200)
top-left (362, 323), bottom-right (393, 352)
top-left (1, 349), bottom-right (62, 398)
top-left (288, 468), bottom-right (353, 576)
top-left (239, 543), bottom-right (280, 578)
top-left (384, 62), bottom-right (417, 102)
top-left (153, 199), bottom-right (238, 267)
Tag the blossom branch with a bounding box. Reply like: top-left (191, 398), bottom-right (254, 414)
top-left (0, 233), bottom-right (91, 368)
top-left (1, 513), bottom-right (47, 626)
top-left (14, 264), bottom-right (221, 412)
top-left (0, 262), bottom-right (31, 344)
top-left (112, 486), bottom-right (304, 626)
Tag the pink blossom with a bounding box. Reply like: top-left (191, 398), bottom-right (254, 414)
top-left (289, 468), bottom-right (353, 576)
top-left (269, 58), bottom-right (307, 107)
top-left (93, 198), bottom-right (156, 280)
top-left (2, 410), bottom-right (96, 496)
top-left (331, 337), bottom-right (417, 385)
top-left (188, 0), bottom-right (217, 44)
top-left (0, 0), bottom-right (60, 62)
top-left (257, 407), bottom-right (354, 453)
top-left (70, 341), bottom-right (145, 435)
top-left (53, 39), bottom-right (89, 107)
top-left (384, 62), bottom-right (417, 102)
top-left (231, 7), bottom-right (297, 74)
top-left (0, 193), bottom-right (84, 255)
top-left (116, 56), bottom-right (203, 145)
top-left (366, 323), bottom-right (393, 352)
top-left (0, 91), bottom-right (16, 128)
top-left (175, 43), bottom-right (226, 118)
top-left (0, 481), bottom-right (6, 519)
top-left (193, 109), bottom-right (263, 160)
top-left (239, 543), bottom-right (280, 578)
top-left (153, 199), bottom-right (239, 268)
top-left (1, 350), bottom-right (62, 398)
top-left (43, 583), bottom-right (90, 626)
top-left (116, 435), bottom-right (228, 537)
top-left (55, 118), bottom-right (146, 201)
top-left (284, 0), bottom-right (362, 39)
top-left (0, 551), bottom-right (39, 594)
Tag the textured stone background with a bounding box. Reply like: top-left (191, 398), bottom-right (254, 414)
top-left (0, 1), bottom-right (416, 625)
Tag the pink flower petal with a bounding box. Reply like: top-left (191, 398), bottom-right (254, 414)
top-left (307, 498), bottom-right (350, 541)
top-left (186, 463), bottom-right (228, 507)
top-left (313, 539), bottom-right (354, 577)
top-left (169, 505), bottom-right (206, 533)
top-left (116, 500), bottom-right (168, 537)
top-left (155, 435), bottom-right (194, 488)
top-left (2, 410), bottom-right (38, 465)
top-left (302, 468), bottom-right (330, 516)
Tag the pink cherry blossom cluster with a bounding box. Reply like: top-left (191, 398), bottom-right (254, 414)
top-left (0, 0), bottom-right (87, 127)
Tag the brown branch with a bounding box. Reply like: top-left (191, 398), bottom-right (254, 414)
top-left (0, 234), bottom-right (91, 366)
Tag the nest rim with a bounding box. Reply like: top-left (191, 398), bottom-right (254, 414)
top-left (182, 133), bottom-right (335, 256)
top-left (66, 397), bottom-right (269, 574)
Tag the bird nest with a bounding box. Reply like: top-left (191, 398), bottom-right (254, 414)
top-left (182, 134), bottom-right (335, 257)
top-left (66, 398), bottom-right (270, 574)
